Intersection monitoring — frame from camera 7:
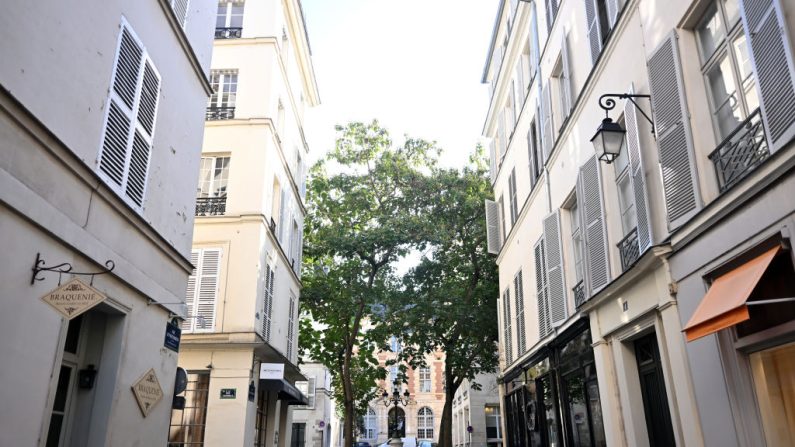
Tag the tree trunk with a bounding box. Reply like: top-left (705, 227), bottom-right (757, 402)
top-left (438, 363), bottom-right (459, 447)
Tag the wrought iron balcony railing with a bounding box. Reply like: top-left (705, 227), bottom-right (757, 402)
top-left (206, 106), bottom-right (235, 121)
top-left (269, 217), bottom-right (277, 235)
top-left (573, 280), bottom-right (586, 308)
top-left (617, 227), bottom-right (640, 272)
top-left (708, 109), bottom-right (770, 193)
top-left (195, 196), bottom-right (227, 216)
top-left (215, 27), bottom-right (242, 39)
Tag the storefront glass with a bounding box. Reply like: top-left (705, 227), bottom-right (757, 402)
top-left (750, 340), bottom-right (795, 447)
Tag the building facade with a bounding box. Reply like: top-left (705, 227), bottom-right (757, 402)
top-left (292, 362), bottom-right (335, 447)
top-left (359, 342), bottom-right (446, 446)
top-left (452, 373), bottom-right (503, 447)
top-left (483, 0), bottom-right (795, 446)
top-left (169, 0), bottom-right (319, 446)
top-left (0, 0), bottom-right (215, 445)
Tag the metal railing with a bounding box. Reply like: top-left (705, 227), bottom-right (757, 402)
top-left (206, 106), bottom-right (235, 120)
top-left (215, 27), bottom-right (242, 39)
top-left (617, 227), bottom-right (640, 272)
top-left (269, 217), bottom-right (277, 235)
top-left (573, 280), bottom-right (586, 308)
top-left (708, 109), bottom-right (770, 193)
top-left (195, 196), bottom-right (227, 216)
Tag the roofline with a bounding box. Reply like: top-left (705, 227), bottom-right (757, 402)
top-left (481, 0), bottom-right (507, 83)
top-left (285, 0), bottom-right (320, 106)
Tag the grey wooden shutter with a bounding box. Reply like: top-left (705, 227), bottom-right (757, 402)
top-left (509, 168), bottom-right (518, 225)
top-left (485, 199), bottom-right (502, 254)
top-left (170, 0), bottom-right (190, 26)
top-left (739, 0), bottom-right (795, 152)
top-left (561, 33), bottom-right (573, 117)
top-left (624, 85), bottom-right (653, 252)
top-left (514, 270), bottom-right (527, 355)
top-left (585, 0), bottom-right (603, 65)
top-left (498, 195), bottom-right (507, 241)
top-left (196, 248), bottom-right (221, 332)
top-left (647, 33), bottom-right (700, 228)
top-left (579, 156), bottom-right (610, 295)
top-left (540, 84), bottom-right (554, 160)
top-left (503, 288), bottom-right (513, 365)
top-left (534, 238), bottom-right (550, 338)
top-left (287, 294), bottom-right (296, 360)
top-left (262, 263), bottom-right (274, 341)
top-left (182, 249), bottom-right (200, 331)
top-left (543, 211), bottom-right (567, 326)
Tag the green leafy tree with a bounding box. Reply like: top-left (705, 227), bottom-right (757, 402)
top-left (300, 121), bottom-right (439, 447)
top-left (390, 150), bottom-right (499, 447)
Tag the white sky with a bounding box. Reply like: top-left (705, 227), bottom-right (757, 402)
top-left (302, 0), bottom-right (499, 168)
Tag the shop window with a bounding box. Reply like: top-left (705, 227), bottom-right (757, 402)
top-left (168, 372), bottom-right (210, 446)
top-left (750, 341), bottom-right (795, 446)
top-left (485, 405), bottom-right (502, 440)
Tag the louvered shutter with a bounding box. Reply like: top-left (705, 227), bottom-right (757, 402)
top-left (561, 33), bottom-right (573, 117)
top-left (624, 85), bottom-right (653, 252)
top-left (182, 250), bottom-right (200, 331)
top-left (498, 195), bottom-right (507, 242)
top-left (540, 84), bottom-right (554, 160)
top-left (100, 26), bottom-right (143, 187)
top-left (287, 294), bottom-right (296, 360)
top-left (606, 0), bottom-right (619, 26)
top-left (489, 140), bottom-right (497, 183)
top-left (170, 0), bottom-right (190, 26)
top-left (545, 0), bottom-right (559, 32)
top-left (585, 0), bottom-right (603, 65)
top-left (527, 128), bottom-right (537, 188)
top-left (579, 156), bottom-right (610, 295)
top-left (278, 190), bottom-right (288, 242)
top-left (502, 289), bottom-right (513, 365)
top-left (647, 33), bottom-right (700, 228)
top-left (498, 115), bottom-right (507, 159)
top-left (739, 0), bottom-right (795, 152)
top-left (514, 271), bottom-right (527, 355)
top-left (534, 238), bottom-right (550, 338)
top-left (485, 199), bottom-right (502, 254)
top-left (196, 248), bottom-right (221, 332)
top-left (262, 264), bottom-right (274, 341)
top-left (543, 211), bottom-right (567, 326)
top-left (509, 169), bottom-right (518, 226)
top-left (126, 59), bottom-right (160, 207)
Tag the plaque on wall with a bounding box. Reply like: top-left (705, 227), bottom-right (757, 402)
top-left (132, 368), bottom-right (164, 417)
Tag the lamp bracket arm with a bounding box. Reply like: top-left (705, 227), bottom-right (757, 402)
top-left (598, 93), bottom-right (655, 134)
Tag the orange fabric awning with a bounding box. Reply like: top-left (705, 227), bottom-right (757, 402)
top-left (683, 246), bottom-right (781, 342)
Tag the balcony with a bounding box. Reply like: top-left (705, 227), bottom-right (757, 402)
top-left (215, 27), bottom-right (242, 39)
top-left (195, 196), bottom-right (227, 216)
top-left (573, 280), bottom-right (586, 308)
top-left (206, 106), bottom-right (235, 121)
top-left (708, 109), bottom-right (770, 193)
top-left (617, 227), bottom-right (640, 272)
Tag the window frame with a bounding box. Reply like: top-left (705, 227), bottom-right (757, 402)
top-left (419, 367), bottom-right (432, 393)
top-left (216, 1), bottom-right (245, 29)
top-left (197, 155), bottom-right (230, 198)
top-left (209, 69), bottom-right (239, 109)
top-left (417, 407), bottom-right (434, 440)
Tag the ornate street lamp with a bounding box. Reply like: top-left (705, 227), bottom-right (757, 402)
top-left (381, 379), bottom-right (411, 447)
top-left (591, 93), bottom-right (654, 164)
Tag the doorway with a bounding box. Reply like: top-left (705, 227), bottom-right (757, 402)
top-left (291, 422), bottom-right (306, 447)
top-left (388, 407), bottom-right (405, 438)
top-left (634, 333), bottom-right (675, 447)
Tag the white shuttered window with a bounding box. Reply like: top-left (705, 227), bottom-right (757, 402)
top-left (502, 288), bottom-right (513, 365)
top-left (485, 199), bottom-right (503, 254)
top-left (184, 248), bottom-right (221, 333)
top-left (261, 263), bottom-right (275, 341)
top-left (98, 21), bottom-right (161, 210)
top-left (287, 293), bottom-right (296, 361)
top-left (514, 270), bottom-right (527, 355)
top-left (534, 238), bottom-right (550, 338)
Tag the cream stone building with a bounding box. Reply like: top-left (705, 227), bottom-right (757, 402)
top-left (292, 362), bottom-right (335, 447)
top-left (484, 0), bottom-right (795, 446)
top-left (168, 0), bottom-right (319, 446)
top-left (452, 373), bottom-right (503, 447)
top-left (0, 0), bottom-right (215, 445)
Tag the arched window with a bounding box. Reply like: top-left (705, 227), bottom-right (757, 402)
top-left (364, 407), bottom-right (377, 440)
top-left (417, 407), bottom-right (434, 440)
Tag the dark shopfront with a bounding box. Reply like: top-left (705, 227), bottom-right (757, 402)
top-left (503, 321), bottom-right (606, 447)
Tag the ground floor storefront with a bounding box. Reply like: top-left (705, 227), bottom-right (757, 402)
top-left (501, 320), bottom-right (606, 447)
top-left (171, 340), bottom-right (307, 447)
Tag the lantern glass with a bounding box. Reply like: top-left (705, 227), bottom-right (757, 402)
top-left (591, 118), bottom-right (626, 163)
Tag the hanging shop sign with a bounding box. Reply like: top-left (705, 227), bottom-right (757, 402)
top-left (260, 363), bottom-right (285, 379)
top-left (132, 368), bottom-right (164, 417)
top-left (41, 278), bottom-right (107, 319)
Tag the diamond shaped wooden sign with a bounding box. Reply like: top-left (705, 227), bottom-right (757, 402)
top-left (41, 278), bottom-right (107, 319)
top-left (131, 368), bottom-right (163, 417)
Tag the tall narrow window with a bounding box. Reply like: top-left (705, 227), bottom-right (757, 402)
top-left (364, 407), bottom-right (377, 439)
top-left (417, 407), bottom-right (434, 440)
top-left (419, 367), bottom-right (432, 393)
top-left (696, 0), bottom-right (758, 140)
top-left (184, 249), bottom-right (221, 333)
top-left (514, 270), bottom-right (526, 354)
top-left (215, 1), bottom-right (244, 38)
top-left (528, 118), bottom-right (542, 188)
top-left (98, 22), bottom-right (161, 210)
top-left (508, 168), bottom-right (518, 226)
top-left (261, 264), bottom-right (274, 342)
top-left (568, 196), bottom-right (586, 305)
top-left (390, 336), bottom-right (402, 353)
top-left (485, 405), bottom-right (502, 440)
top-left (207, 70), bottom-right (238, 120)
top-left (271, 178), bottom-right (281, 234)
top-left (502, 288), bottom-right (513, 364)
top-left (168, 372), bottom-right (210, 446)
top-left (195, 156), bottom-right (230, 216)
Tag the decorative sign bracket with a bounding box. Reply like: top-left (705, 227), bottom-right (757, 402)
top-left (31, 252), bottom-right (115, 286)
